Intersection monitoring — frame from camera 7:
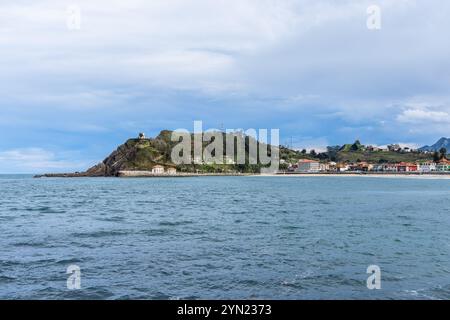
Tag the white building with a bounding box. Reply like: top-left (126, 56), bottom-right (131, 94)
top-left (417, 162), bottom-right (437, 173)
top-left (151, 165), bottom-right (165, 174)
top-left (296, 159), bottom-right (320, 173)
top-left (436, 159), bottom-right (450, 172)
top-left (383, 163), bottom-right (398, 172)
top-left (166, 167), bottom-right (177, 175)
top-left (337, 163), bottom-right (350, 172)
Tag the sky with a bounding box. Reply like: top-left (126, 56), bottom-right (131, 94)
top-left (1, 0), bottom-right (450, 173)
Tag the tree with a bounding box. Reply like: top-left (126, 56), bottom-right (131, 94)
top-left (301, 149), bottom-right (307, 154)
top-left (350, 140), bottom-right (362, 151)
top-left (433, 151), bottom-right (440, 162)
top-left (310, 149), bottom-right (317, 157)
top-left (326, 146), bottom-right (340, 162)
top-left (439, 147), bottom-right (447, 159)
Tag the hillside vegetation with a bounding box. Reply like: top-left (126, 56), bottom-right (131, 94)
top-left (85, 130), bottom-right (289, 176)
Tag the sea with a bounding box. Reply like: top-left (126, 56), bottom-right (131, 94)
top-left (1, 174), bottom-right (450, 300)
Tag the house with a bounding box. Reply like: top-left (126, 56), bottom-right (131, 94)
top-left (336, 163), bottom-right (350, 172)
top-left (347, 162), bottom-right (371, 172)
top-left (296, 159), bottom-right (320, 173)
top-left (319, 163), bottom-right (329, 172)
top-left (327, 162), bottom-right (337, 172)
top-left (382, 163), bottom-right (398, 172)
top-left (436, 159), bottom-right (450, 172)
top-left (357, 162), bottom-right (373, 171)
top-left (372, 164), bottom-right (384, 172)
top-left (387, 144), bottom-right (401, 152)
top-left (417, 161), bottom-right (436, 172)
top-left (166, 167), bottom-right (177, 175)
top-left (366, 145), bottom-right (382, 152)
top-left (396, 162), bottom-right (418, 172)
top-left (151, 165), bottom-right (165, 174)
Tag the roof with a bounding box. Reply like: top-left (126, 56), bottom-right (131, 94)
top-left (438, 158), bottom-right (450, 164)
top-left (298, 159), bottom-right (319, 163)
top-left (397, 162), bottom-right (417, 166)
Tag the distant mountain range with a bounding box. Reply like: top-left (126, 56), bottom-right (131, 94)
top-left (419, 137), bottom-right (450, 153)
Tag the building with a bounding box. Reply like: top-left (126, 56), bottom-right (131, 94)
top-left (366, 145), bottom-right (382, 152)
top-left (382, 163), bottom-right (398, 172)
top-left (355, 162), bottom-right (373, 172)
top-left (151, 165), bottom-right (165, 174)
top-left (387, 144), bottom-right (401, 152)
top-left (372, 164), bottom-right (384, 172)
top-left (396, 162), bottom-right (418, 172)
top-left (336, 163), bottom-right (350, 172)
top-left (138, 132), bottom-right (146, 139)
top-left (436, 159), bottom-right (450, 172)
top-left (319, 163), bottom-right (329, 172)
top-left (166, 167), bottom-right (177, 175)
top-left (296, 159), bottom-right (320, 173)
top-left (327, 162), bottom-right (337, 172)
top-left (417, 161), bottom-right (436, 172)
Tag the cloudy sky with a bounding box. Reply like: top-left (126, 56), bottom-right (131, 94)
top-left (1, 0), bottom-right (450, 173)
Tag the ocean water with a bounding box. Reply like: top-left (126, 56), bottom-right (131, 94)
top-left (1, 175), bottom-right (450, 300)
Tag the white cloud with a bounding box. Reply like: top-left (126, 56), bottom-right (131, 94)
top-left (2, 0), bottom-right (438, 97)
top-left (396, 108), bottom-right (450, 124)
top-left (0, 148), bottom-right (88, 173)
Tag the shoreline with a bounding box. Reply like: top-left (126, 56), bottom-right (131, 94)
top-left (262, 172), bottom-right (450, 179)
top-left (34, 172), bottom-right (450, 179)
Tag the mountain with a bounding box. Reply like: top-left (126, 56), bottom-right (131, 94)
top-left (419, 137), bottom-right (450, 153)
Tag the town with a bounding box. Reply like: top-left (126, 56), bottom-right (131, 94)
top-left (286, 158), bottom-right (450, 173)
top-left (283, 141), bottom-right (450, 174)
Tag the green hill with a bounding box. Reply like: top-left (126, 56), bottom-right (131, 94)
top-left (81, 130), bottom-right (293, 176)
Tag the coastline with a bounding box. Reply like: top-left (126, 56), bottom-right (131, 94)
top-left (263, 172), bottom-right (450, 179)
top-left (34, 172), bottom-right (450, 179)
top-left (33, 172), bottom-right (254, 178)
